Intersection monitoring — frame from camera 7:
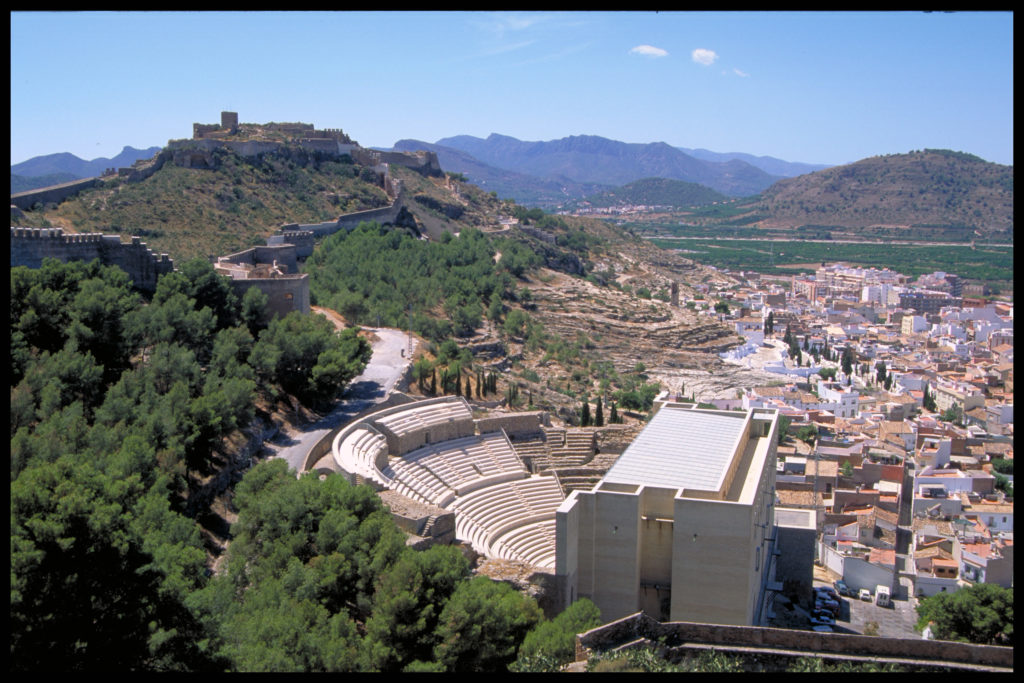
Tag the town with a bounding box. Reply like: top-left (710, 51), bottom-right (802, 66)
top-left (696, 260), bottom-right (1012, 631)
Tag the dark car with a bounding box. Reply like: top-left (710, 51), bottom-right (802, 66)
top-left (815, 602), bottom-right (839, 618)
top-left (815, 586), bottom-right (840, 601)
top-left (833, 580), bottom-right (851, 597)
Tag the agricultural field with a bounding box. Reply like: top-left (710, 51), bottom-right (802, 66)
top-left (647, 236), bottom-right (1014, 291)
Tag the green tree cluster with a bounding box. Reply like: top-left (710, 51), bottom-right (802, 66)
top-left (11, 258), bottom-right (374, 672)
top-left (915, 583), bottom-right (1013, 646)
top-left (305, 223), bottom-right (524, 342)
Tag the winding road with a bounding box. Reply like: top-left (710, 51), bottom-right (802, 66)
top-left (265, 326), bottom-right (416, 474)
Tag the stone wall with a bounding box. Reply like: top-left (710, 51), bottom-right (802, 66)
top-left (224, 274), bottom-right (310, 322)
top-left (475, 411), bottom-right (550, 437)
top-left (10, 227), bottom-right (173, 292)
top-left (11, 177), bottom-right (103, 210)
top-left (576, 612), bottom-right (1013, 671)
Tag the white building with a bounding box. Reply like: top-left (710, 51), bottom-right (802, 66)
top-left (555, 403), bottom-right (785, 626)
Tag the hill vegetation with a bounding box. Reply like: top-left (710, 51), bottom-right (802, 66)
top-left (15, 150), bottom-right (392, 261)
top-left (751, 149), bottom-right (1013, 239)
top-left (11, 171), bottom-right (80, 193)
top-left (565, 176), bottom-right (729, 210)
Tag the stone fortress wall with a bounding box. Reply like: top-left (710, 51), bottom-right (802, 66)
top-left (9, 227), bottom-right (174, 292)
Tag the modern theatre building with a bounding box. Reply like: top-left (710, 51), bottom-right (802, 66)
top-left (555, 400), bottom-right (785, 626)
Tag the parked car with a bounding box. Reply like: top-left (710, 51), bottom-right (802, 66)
top-left (811, 612), bottom-right (835, 626)
top-left (859, 588), bottom-right (872, 601)
top-left (815, 586), bottom-right (840, 602)
top-left (815, 598), bottom-right (840, 616)
top-left (812, 624), bottom-right (834, 633)
top-left (833, 580), bottom-right (851, 597)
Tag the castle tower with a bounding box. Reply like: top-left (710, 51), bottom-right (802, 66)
top-left (221, 111), bottom-right (239, 134)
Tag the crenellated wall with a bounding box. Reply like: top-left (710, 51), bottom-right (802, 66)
top-left (10, 227), bottom-right (174, 292)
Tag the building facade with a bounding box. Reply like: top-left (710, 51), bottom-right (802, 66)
top-left (555, 402), bottom-right (782, 626)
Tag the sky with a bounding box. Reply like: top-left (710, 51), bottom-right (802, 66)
top-left (10, 11), bottom-right (1014, 167)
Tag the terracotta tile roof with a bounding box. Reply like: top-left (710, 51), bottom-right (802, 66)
top-left (869, 548), bottom-right (896, 567)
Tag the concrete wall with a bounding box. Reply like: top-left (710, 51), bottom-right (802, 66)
top-left (672, 496), bottom-right (758, 626)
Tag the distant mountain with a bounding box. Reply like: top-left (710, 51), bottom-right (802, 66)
top-left (746, 149), bottom-right (1013, 239)
top-left (11, 146), bottom-right (162, 181)
top-left (567, 177), bottom-right (729, 210)
top-left (11, 172), bottom-right (80, 194)
top-left (676, 147), bottom-right (834, 178)
top-left (433, 133), bottom-right (783, 197)
top-left (392, 138), bottom-right (612, 208)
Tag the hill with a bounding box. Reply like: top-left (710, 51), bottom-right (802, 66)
top-left (746, 149), bottom-right (1013, 240)
top-left (676, 147), bottom-right (834, 178)
top-left (564, 177), bottom-right (729, 211)
top-left (392, 138), bottom-right (611, 208)
top-left (11, 172), bottom-right (80, 194)
top-left (432, 133), bottom-right (782, 198)
top-left (14, 149), bottom-right (392, 261)
top-left (11, 145), bottom-right (163, 180)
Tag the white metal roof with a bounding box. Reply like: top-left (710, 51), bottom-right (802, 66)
top-left (601, 405), bottom-right (749, 492)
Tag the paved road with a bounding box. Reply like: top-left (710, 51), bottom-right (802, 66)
top-left (264, 327), bottom-right (415, 474)
top-left (813, 579), bottom-right (921, 639)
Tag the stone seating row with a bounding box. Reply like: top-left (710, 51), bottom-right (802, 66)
top-left (451, 476), bottom-right (564, 559)
top-left (336, 426), bottom-right (389, 484)
top-left (374, 401), bottom-right (473, 439)
top-left (492, 520), bottom-right (557, 569)
top-left (394, 433), bottom-right (526, 494)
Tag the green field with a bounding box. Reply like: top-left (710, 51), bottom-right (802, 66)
top-left (649, 237), bottom-right (1014, 286)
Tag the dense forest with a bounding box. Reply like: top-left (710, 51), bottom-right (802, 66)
top-left (9, 257), bottom-right (602, 671)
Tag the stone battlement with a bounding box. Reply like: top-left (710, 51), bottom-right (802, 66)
top-left (10, 226), bottom-right (174, 292)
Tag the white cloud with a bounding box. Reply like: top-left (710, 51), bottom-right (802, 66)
top-left (691, 48), bottom-right (718, 66)
top-left (630, 44), bottom-right (668, 58)
top-left (733, 68), bottom-right (750, 77)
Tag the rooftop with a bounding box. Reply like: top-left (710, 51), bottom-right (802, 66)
top-left (601, 404), bottom-right (754, 494)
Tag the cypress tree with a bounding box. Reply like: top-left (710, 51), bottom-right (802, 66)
top-left (581, 401), bottom-right (591, 427)
top-left (430, 368), bottom-right (437, 395)
top-left (595, 396), bottom-right (604, 427)
top-left (610, 402), bottom-right (619, 424)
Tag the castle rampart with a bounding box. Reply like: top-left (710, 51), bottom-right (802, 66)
top-left (11, 177), bottom-right (103, 210)
top-left (214, 244), bottom-right (310, 322)
top-left (10, 227), bottom-right (174, 292)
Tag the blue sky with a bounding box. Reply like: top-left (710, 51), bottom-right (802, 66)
top-left (11, 11), bottom-right (1014, 167)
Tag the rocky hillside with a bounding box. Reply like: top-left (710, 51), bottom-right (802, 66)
top-left (750, 149), bottom-right (1013, 239)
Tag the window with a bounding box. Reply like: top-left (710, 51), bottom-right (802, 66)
top-left (755, 547), bottom-right (761, 572)
top-left (284, 292), bottom-right (294, 300)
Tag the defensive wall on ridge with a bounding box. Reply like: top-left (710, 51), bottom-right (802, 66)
top-left (11, 177), bottom-right (104, 210)
top-left (9, 227), bottom-right (174, 292)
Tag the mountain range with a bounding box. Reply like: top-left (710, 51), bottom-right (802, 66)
top-left (11, 146), bottom-right (162, 192)
top-left (392, 134), bottom-right (810, 207)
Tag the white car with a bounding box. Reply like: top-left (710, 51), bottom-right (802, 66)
top-left (859, 588), bottom-right (872, 601)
